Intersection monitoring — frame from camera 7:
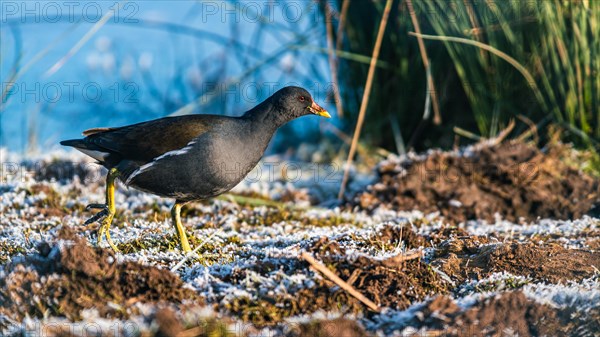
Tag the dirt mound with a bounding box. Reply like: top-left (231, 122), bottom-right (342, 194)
top-left (223, 236), bottom-right (448, 327)
top-left (354, 142), bottom-right (600, 223)
top-left (308, 238), bottom-right (449, 311)
top-left (432, 238), bottom-right (600, 284)
top-left (224, 254), bottom-right (367, 326)
top-left (0, 228), bottom-right (201, 321)
top-left (369, 225), bottom-right (427, 250)
top-left (290, 318), bottom-right (370, 337)
top-left (151, 308), bottom-right (234, 337)
top-left (406, 292), bottom-right (561, 336)
top-left (457, 292), bottom-right (560, 336)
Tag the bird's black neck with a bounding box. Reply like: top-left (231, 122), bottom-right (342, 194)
top-left (243, 98), bottom-right (287, 129)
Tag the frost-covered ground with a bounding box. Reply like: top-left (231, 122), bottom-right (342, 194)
top-left (1, 149), bottom-right (599, 336)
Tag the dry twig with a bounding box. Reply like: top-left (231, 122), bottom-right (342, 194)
top-left (171, 230), bottom-right (221, 272)
top-left (516, 114), bottom-right (540, 144)
top-left (338, 0), bottom-right (393, 200)
top-left (336, 0), bottom-right (351, 52)
top-left (301, 252), bottom-right (380, 312)
top-left (490, 119), bottom-right (515, 145)
top-left (382, 250), bottom-right (423, 267)
top-left (323, 1), bottom-right (344, 117)
top-left (406, 0), bottom-right (442, 125)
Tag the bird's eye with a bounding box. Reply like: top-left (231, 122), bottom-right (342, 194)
top-left (298, 96), bottom-right (305, 102)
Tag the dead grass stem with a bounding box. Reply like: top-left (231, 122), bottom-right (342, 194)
top-left (338, 0), bottom-right (393, 200)
top-left (301, 252), bottom-right (380, 312)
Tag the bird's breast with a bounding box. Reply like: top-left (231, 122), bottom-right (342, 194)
top-left (125, 122), bottom-right (275, 200)
top-left (206, 129), bottom-right (271, 184)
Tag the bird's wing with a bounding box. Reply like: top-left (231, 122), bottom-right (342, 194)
top-left (83, 115), bottom-right (219, 163)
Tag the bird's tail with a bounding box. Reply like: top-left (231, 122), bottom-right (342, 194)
top-left (60, 139), bottom-right (87, 148)
top-left (60, 139), bottom-right (110, 163)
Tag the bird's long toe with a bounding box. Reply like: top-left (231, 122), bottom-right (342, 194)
top-left (96, 219), bottom-right (120, 253)
top-left (103, 226), bottom-right (121, 253)
top-left (84, 208), bottom-right (109, 225)
top-left (86, 203), bottom-right (108, 211)
top-left (96, 224), bottom-right (106, 246)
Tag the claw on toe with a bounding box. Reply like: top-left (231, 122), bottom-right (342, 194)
top-left (84, 168), bottom-right (121, 253)
top-left (85, 203), bottom-right (120, 253)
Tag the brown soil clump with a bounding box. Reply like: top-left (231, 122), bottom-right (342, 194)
top-left (432, 238), bottom-right (600, 284)
top-left (457, 292), bottom-right (561, 336)
top-left (154, 308), bottom-right (184, 337)
top-left (223, 253), bottom-right (366, 326)
top-left (223, 236), bottom-right (449, 327)
top-left (290, 318), bottom-right (370, 337)
top-left (370, 225), bottom-right (427, 250)
top-left (354, 142), bottom-right (600, 223)
top-left (309, 238), bottom-right (449, 311)
top-left (0, 227), bottom-right (201, 321)
top-left (406, 292), bottom-right (562, 336)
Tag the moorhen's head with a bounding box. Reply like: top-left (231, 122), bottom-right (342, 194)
top-left (268, 86), bottom-right (331, 124)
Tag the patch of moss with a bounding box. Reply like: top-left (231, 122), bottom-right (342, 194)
top-left (353, 225), bottom-right (428, 253)
top-left (225, 235), bottom-right (243, 245)
top-left (472, 276), bottom-right (531, 293)
top-left (130, 201), bottom-right (167, 222)
top-left (223, 281), bottom-right (366, 327)
top-left (118, 232), bottom-right (216, 253)
top-left (183, 318), bottom-right (233, 337)
top-left (0, 241), bottom-right (28, 265)
top-left (117, 232), bottom-right (235, 265)
top-left (226, 296), bottom-right (288, 326)
top-left (238, 207), bottom-right (360, 228)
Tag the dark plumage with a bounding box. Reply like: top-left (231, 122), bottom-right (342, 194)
top-left (61, 86), bottom-right (330, 252)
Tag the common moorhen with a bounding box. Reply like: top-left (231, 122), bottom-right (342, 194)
top-left (61, 86), bottom-right (330, 252)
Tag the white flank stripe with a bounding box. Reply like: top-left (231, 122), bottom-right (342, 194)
top-left (125, 140), bottom-right (196, 185)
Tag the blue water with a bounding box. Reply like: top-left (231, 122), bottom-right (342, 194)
top-left (1, 1), bottom-right (334, 154)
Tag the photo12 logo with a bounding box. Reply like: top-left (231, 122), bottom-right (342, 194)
top-left (199, 81), bottom-right (339, 105)
top-left (1, 1), bottom-right (138, 23)
top-left (199, 1), bottom-right (325, 24)
top-left (2, 81), bottom-right (139, 104)
top-left (24, 321), bottom-right (140, 337)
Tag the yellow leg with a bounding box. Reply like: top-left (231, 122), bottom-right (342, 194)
top-left (97, 168), bottom-right (120, 252)
top-left (171, 202), bottom-right (192, 252)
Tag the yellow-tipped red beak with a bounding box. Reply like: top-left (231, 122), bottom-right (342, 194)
top-left (309, 101), bottom-right (331, 118)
